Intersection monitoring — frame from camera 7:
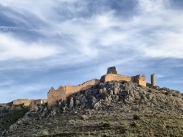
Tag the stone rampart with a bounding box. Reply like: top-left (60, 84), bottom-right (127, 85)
top-left (48, 79), bottom-right (100, 107)
top-left (101, 74), bottom-right (131, 82)
top-left (13, 99), bottom-right (31, 106)
top-left (48, 86), bottom-right (66, 107)
top-left (131, 75), bottom-right (146, 87)
top-left (101, 74), bottom-right (146, 87)
top-left (29, 99), bottom-right (47, 111)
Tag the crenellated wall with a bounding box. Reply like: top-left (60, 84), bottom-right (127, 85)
top-left (48, 86), bottom-right (66, 107)
top-left (48, 79), bottom-right (100, 107)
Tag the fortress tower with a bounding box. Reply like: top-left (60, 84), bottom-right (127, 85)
top-left (107, 66), bottom-right (117, 74)
top-left (151, 74), bottom-right (156, 86)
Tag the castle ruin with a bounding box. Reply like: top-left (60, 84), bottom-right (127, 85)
top-left (107, 66), bottom-right (117, 74)
top-left (100, 67), bottom-right (146, 87)
top-left (12, 67), bottom-right (149, 108)
top-left (12, 99), bottom-right (47, 111)
top-left (48, 79), bottom-right (100, 107)
top-left (151, 74), bottom-right (156, 86)
top-left (13, 99), bottom-right (32, 107)
top-left (29, 99), bottom-right (47, 110)
top-left (47, 67), bottom-right (147, 107)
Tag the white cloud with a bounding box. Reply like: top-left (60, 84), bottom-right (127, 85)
top-left (0, 33), bottom-right (60, 60)
top-left (156, 74), bottom-right (165, 78)
top-left (138, 0), bottom-right (169, 13)
top-left (0, 79), bottom-right (15, 86)
top-left (0, 0), bottom-right (183, 66)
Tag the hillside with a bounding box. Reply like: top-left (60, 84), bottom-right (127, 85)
top-left (1, 80), bottom-right (183, 137)
top-left (0, 103), bottom-right (28, 135)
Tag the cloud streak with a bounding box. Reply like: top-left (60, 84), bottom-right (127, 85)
top-left (0, 33), bottom-right (61, 60)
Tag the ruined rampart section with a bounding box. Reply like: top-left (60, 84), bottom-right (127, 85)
top-left (131, 75), bottom-right (146, 87)
top-left (29, 99), bottom-right (47, 111)
top-left (65, 79), bottom-right (100, 96)
top-left (101, 74), bottom-right (131, 82)
top-left (48, 79), bottom-right (100, 107)
top-left (101, 74), bottom-right (146, 87)
top-left (13, 99), bottom-right (31, 106)
top-left (48, 86), bottom-right (66, 107)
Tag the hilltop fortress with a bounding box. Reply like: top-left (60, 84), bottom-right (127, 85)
top-left (12, 66), bottom-right (156, 109)
top-left (47, 66), bottom-right (149, 107)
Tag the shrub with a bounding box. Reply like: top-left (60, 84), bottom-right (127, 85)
top-left (133, 114), bottom-right (141, 120)
top-left (164, 92), bottom-right (169, 95)
top-left (101, 90), bottom-right (108, 99)
top-left (102, 122), bottom-right (111, 128)
top-left (130, 122), bottom-right (139, 128)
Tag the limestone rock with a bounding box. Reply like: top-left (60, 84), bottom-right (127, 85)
top-left (80, 115), bottom-right (88, 120)
top-left (69, 97), bottom-right (74, 110)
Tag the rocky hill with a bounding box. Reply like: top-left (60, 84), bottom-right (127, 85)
top-left (0, 103), bottom-right (28, 135)
top-left (1, 80), bottom-right (183, 137)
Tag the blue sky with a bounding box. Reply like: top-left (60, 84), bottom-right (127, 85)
top-left (0, 0), bottom-right (183, 103)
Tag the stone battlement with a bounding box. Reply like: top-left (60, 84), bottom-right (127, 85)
top-left (100, 67), bottom-right (146, 87)
top-left (29, 99), bottom-right (47, 111)
top-left (13, 99), bottom-right (32, 106)
top-left (13, 99), bottom-right (47, 111)
top-left (48, 79), bottom-right (100, 107)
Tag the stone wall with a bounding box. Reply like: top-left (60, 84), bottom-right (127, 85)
top-left (101, 74), bottom-right (146, 87)
top-left (48, 86), bottom-right (66, 107)
top-left (131, 75), bottom-right (146, 87)
top-left (101, 74), bottom-right (131, 82)
top-left (13, 99), bottom-right (31, 106)
top-left (48, 79), bottom-right (100, 107)
top-left (29, 99), bottom-right (47, 111)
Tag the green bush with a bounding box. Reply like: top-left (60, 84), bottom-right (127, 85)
top-left (133, 114), bottom-right (141, 120)
top-left (148, 89), bottom-right (152, 93)
top-left (130, 122), bottom-right (139, 128)
top-left (101, 91), bottom-right (108, 99)
top-left (102, 122), bottom-right (111, 128)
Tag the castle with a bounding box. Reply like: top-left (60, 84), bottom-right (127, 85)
top-left (100, 67), bottom-right (146, 87)
top-left (47, 66), bottom-right (148, 107)
top-left (13, 66), bottom-right (156, 109)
